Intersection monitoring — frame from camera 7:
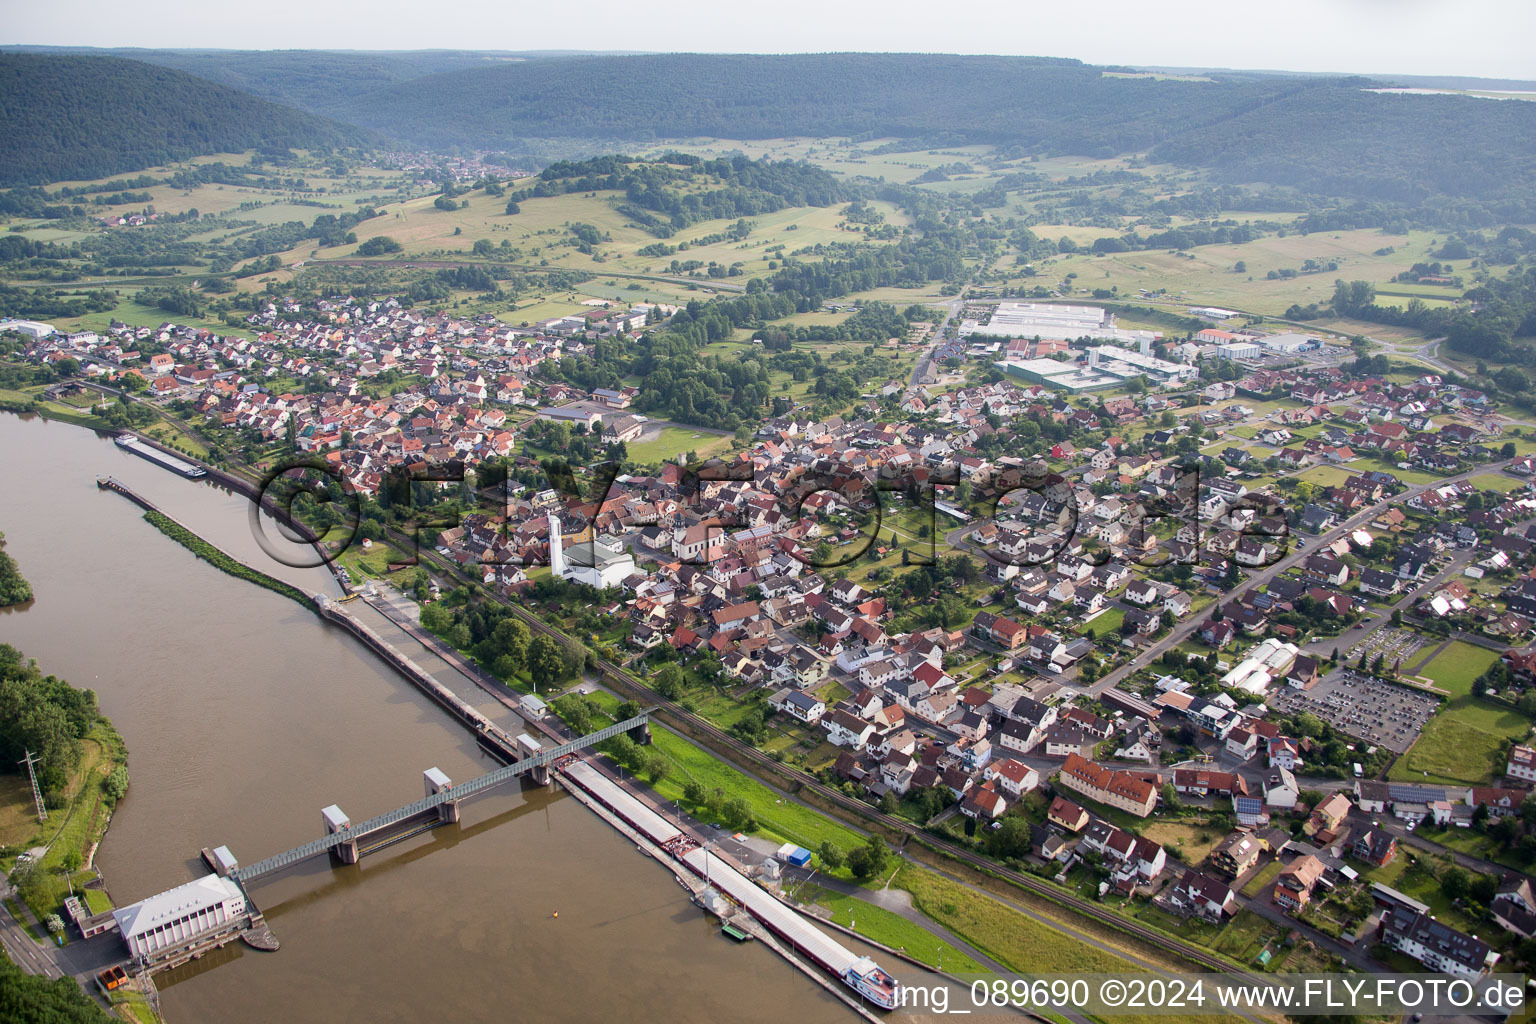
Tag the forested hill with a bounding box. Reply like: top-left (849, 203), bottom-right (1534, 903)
top-left (322, 52), bottom-right (1536, 208)
top-left (0, 54), bottom-right (371, 186)
top-left (333, 53), bottom-right (1305, 152)
top-left (0, 47), bottom-right (552, 116)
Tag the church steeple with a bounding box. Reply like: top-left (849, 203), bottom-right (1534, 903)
top-left (549, 514), bottom-right (565, 578)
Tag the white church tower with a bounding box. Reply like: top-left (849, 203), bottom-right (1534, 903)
top-left (549, 514), bottom-right (565, 578)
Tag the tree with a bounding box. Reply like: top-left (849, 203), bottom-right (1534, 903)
top-left (607, 733), bottom-right (637, 768)
top-left (527, 635), bottom-right (565, 688)
top-left (1493, 813), bottom-right (1522, 846)
top-left (817, 841), bottom-right (844, 869)
top-left (721, 797), bottom-right (754, 830)
top-left (645, 752), bottom-right (670, 784)
top-left (1441, 866), bottom-right (1471, 902)
top-left (357, 236), bottom-right (403, 256)
top-left (488, 617), bottom-right (530, 670)
top-left (102, 764), bottom-right (128, 802)
top-left (988, 816), bottom-right (1033, 860)
top-left (848, 834), bottom-right (889, 879)
top-left (652, 662), bottom-right (685, 700)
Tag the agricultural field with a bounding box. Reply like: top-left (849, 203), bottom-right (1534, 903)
top-left (1139, 820), bottom-right (1225, 865)
top-left (1241, 860), bottom-right (1284, 898)
top-left (1008, 228), bottom-right (1447, 318)
top-left (293, 182), bottom-right (909, 291)
top-left (644, 728), bottom-right (866, 855)
top-left (1469, 473), bottom-right (1529, 494)
top-left (1293, 465), bottom-right (1358, 489)
top-left (894, 865), bottom-right (1147, 975)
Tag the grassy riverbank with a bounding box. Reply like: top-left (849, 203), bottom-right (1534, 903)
top-left (0, 647), bottom-right (130, 931)
top-left (141, 510), bottom-right (313, 609)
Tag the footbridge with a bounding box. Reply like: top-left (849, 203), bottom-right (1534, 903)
top-left (216, 712), bottom-right (653, 885)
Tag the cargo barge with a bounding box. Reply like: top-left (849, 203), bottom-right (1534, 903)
top-left (562, 760), bottom-right (900, 1010)
top-left (114, 433), bottom-right (206, 478)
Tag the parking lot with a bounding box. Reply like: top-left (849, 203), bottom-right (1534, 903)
top-left (1266, 669), bottom-right (1440, 754)
top-left (1344, 627), bottom-right (1433, 667)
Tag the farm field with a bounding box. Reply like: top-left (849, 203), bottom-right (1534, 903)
top-left (1293, 465), bottom-right (1357, 489)
top-left (644, 728), bottom-right (866, 854)
top-left (894, 865), bottom-right (1146, 975)
top-left (1469, 473), bottom-right (1529, 494)
top-left (1016, 228), bottom-right (1445, 317)
top-left (290, 183), bottom-right (907, 291)
top-left (1139, 820), bottom-right (1224, 864)
top-left (1241, 860), bottom-right (1284, 898)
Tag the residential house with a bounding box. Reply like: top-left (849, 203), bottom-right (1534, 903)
top-left (1056, 754), bottom-right (1158, 817)
top-left (1209, 830), bottom-right (1264, 878)
top-left (1272, 854), bottom-right (1327, 912)
top-left (1381, 909), bottom-right (1497, 980)
top-left (1169, 869), bottom-right (1239, 923)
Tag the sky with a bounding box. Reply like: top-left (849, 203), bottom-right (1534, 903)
top-left (5, 0), bottom-right (1535, 81)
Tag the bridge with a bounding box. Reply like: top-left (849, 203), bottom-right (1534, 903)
top-left (224, 712), bottom-right (653, 884)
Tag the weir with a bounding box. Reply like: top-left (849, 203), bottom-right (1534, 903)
top-left (223, 712), bottom-right (651, 884)
top-left (99, 714), bottom-right (648, 983)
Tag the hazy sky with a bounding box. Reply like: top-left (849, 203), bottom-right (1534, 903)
top-left (6, 0), bottom-right (1535, 81)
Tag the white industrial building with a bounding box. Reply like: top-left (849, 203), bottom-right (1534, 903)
top-left (0, 318), bottom-right (57, 339)
top-left (1258, 333), bottom-right (1322, 354)
top-left (1215, 341), bottom-right (1263, 361)
top-left (112, 874), bottom-right (248, 959)
top-left (960, 302), bottom-right (1161, 347)
top-left (1219, 639), bottom-right (1300, 694)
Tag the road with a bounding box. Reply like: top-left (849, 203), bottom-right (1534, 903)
top-left (0, 882), bottom-right (63, 979)
top-left (907, 273), bottom-right (982, 388)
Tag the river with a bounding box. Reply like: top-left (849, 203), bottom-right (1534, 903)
top-left (0, 413), bottom-right (866, 1023)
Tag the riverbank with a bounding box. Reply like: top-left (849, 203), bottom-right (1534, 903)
top-left (0, 647), bottom-right (129, 949)
top-left (0, 529), bottom-right (32, 607)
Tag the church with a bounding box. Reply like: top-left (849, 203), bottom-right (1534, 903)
top-left (551, 515), bottom-right (635, 591)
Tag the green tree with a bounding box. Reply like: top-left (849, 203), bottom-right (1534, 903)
top-left (645, 752), bottom-right (670, 784)
top-left (652, 662), bottom-right (685, 700)
top-left (527, 635), bottom-right (565, 688)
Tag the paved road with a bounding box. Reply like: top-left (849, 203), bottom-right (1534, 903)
top-left (908, 285), bottom-right (974, 389)
top-left (0, 883), bottom-right (63, 979)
